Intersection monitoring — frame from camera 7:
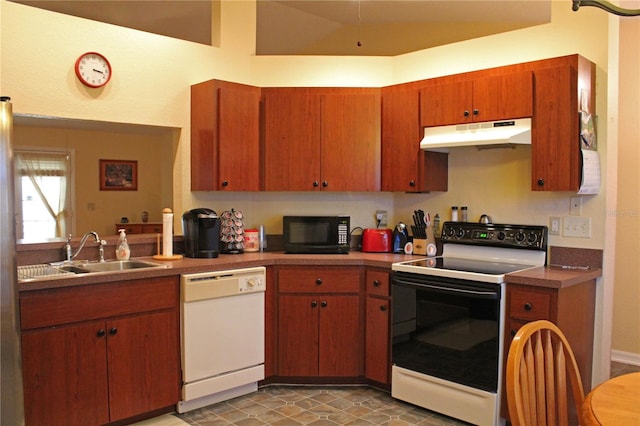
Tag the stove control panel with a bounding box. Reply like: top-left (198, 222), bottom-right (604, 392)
top-left (440, 222), bottom-right (547, 250)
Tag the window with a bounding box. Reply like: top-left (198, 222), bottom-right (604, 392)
top-left (14, 148), bottom-right (74, 241)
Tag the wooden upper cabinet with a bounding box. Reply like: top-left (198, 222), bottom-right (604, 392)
top-left (320, 91), bottom-right (380, 191)
top-left (420, 71), bottom-right (533, 126)
top-left (262, 87), bottom-right (381, 191)
top-left (191, 79), bottom-right (261, 191)
top-left (262, 88), bottom-right (322, 191)
top-left (531, 57), bottom-right (593, 191)
top-left (381, 84), bottom-right (448, 192)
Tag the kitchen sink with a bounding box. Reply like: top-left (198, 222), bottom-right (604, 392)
top-left (57, 265), bottom-right (92, 274)
top-left (19, 259), bottom-right (169, 282)
top-left (79, 259), bottom-right (167, 272)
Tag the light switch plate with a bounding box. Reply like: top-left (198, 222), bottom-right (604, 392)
top-left (563, 216), bottom-right (591, 238)
top-left (549, 216), bottom-right (561, 235)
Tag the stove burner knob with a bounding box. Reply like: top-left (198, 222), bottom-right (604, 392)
top-left (447, 228), bottom-right (455, 237)
top-left (456, 229), bottom-right (465, 238)
top-left (497, 231), bottom-right (506, 240)
top-left (527, 233), bottom-right (538, 244)
top-left (515, 232), bottom-right (526, 243)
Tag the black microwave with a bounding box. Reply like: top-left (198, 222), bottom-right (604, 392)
top-left (283, 216), bottom-right (350, 254)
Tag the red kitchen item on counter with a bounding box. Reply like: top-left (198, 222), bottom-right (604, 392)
top-left (361, 228), bottom-right (392, 253)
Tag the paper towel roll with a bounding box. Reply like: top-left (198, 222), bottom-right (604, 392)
top-left (162, 208), bottom-right (173, 257)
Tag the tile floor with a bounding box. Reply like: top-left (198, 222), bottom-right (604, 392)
top-left (175, 385), bottom-right (469, 426)
top-left (137, 362), bottom-right (640, 426)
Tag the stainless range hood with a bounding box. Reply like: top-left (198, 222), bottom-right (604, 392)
top-left (420, 118), bottom-right (532, 150)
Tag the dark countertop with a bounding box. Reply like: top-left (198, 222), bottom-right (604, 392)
top-left (505, 265), bottom-right (602, 289)
top-left (19, 250), bottom-right (603, 293)
top-left (18, 251), bottom-right (419, 292)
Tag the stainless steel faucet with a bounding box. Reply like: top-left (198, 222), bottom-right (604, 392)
top-left (66, 231), bottom-right (107, 262)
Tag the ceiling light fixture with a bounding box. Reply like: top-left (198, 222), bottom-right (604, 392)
top-left (572, 0), bottom-right (640, 16)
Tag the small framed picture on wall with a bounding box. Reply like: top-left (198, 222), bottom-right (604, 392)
top-left (99, 159), bottom-right (138, 191)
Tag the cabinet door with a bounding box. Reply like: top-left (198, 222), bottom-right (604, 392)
top-left (22, 321), bottom-right (109, 426)
top-left (420, 80), bottom-right (473, 126)
top-left (531, 65), bottom-right (580, 191)
top-left (278, 295), bottom-right (319, 376)
top-left (262, 88), bottom-right (322, 191)
top-left (318, 295), bottom-right (362, 377)
top-left (217, 83), bottom-right (261, 191)
top-left (381, 85), bottom-right (448, 192)
top-left (421, 71), bottom-right (533, 126)
top-left (320, 92), bottom-right (381, 191)
top-left (365, 296), bottom-right (390, 384)
top-left (107, 310), bottom-right (180, 422)
top-left (191, 80), bottom-right (260, 191)
top-left (472, 71), bottom-right (533, 122)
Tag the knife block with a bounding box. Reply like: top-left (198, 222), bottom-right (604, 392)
top-left (413, 228), bottom-right (437, 256)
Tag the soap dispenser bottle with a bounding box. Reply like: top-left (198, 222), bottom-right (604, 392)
top-left (116, 229), bottom-right (131, 260)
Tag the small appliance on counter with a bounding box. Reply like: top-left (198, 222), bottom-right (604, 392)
top-left (283, 215), bottom-right (350, 254)
top-left (392, 222), bottom-right (409, 254)
top-left (361, 228), bottom-right (392, 253)
top-left (220, 209), bottom-right (245, 254)
top-left (182, 208), bottom-right (220, 258)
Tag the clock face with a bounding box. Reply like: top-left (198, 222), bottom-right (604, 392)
top-left (75, 52), bottom-right (112, 88)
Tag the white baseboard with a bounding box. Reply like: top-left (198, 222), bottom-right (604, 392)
top-left (611, 349), bottom-right (640, 366)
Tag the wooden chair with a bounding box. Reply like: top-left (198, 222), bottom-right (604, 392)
top-left (506, 320), bottom-right (586, 426)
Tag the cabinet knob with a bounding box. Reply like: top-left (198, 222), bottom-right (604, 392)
top-left (316, 278), bottom-right (322, 285)
top-left (379, 305), bottom-right (387, 312)
top-left (464, 110), bottom-right (470, 117)
top-left (409, 180), bottom-right (415, 187)
top-left (537, 178), bottom-right (545, 186)
top-left (322, 181), bottom-right (328, 187)
top-left (473, 109), bottom-right (479, 116)
top-left (222, 180), bottom-right (229, 187)
top-left (109, 327), bottom-right (118, 335)
top-left (524, 302), bottom-right (533, 311)
top-left (97, 329), bottom-right (106, 338)
top-left (313, 181), bottom-right (319, 187)
top-left (321, 300), bottom-right (328, 308)
top-left (372, 280), bottom-right (381, 287)
top-left (311, 300), bottom-right (318, 308)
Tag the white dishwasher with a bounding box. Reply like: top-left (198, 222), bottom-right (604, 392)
top-left (178, 266), bottom-right (266, 413)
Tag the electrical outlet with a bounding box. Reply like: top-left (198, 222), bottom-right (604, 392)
top-left (563, 216), bottom-right (591, 238)
top-left (375, 210), bottom-right (388, 227)
top-left (549, 216), bottom-right (561, 235)
top-left (570, 196), bottom-right (582, 216)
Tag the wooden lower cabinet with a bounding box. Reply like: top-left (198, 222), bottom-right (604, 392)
top-left (365, 269), bottom-right (391, 385)
top-left (277, 266), bottom-right (363, 378)
top-left (501, 280), bottom-right (596, 422)
top-left (20, 277), bottom-right (181, 426)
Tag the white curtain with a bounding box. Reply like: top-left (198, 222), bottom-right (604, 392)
top-left (15, 150), bottom-right (70, 238)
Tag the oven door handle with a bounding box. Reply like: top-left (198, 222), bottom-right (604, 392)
top-left (393, 277), bottom-right (499, 299)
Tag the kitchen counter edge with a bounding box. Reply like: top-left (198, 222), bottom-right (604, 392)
top-left (18, 252), bottom-right (418, 292)
top-left (505, 266), bottom-right (602, 289)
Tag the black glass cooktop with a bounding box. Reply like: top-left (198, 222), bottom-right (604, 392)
top-left (402, 257), bottom-right (533, 276)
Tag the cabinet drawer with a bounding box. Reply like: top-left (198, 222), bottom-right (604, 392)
top-left (142, 224), bottom-right (163, 233)
top-left (509, 288), bottom-right (552, 320)
top-left (278, 267), bottom-right (361, 293)
top-left (116, 224), bottom-right (143, 234)
top-left (366, 270), bottom-right (389, 297)
top-left (20, 276), bottom-right (179, 330)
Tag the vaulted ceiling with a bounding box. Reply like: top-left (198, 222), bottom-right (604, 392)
top-left (11, 0), bottom-right (551, 56)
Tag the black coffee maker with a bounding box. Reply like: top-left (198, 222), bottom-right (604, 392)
top-left (182, 208), bottom-right (220, 258)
